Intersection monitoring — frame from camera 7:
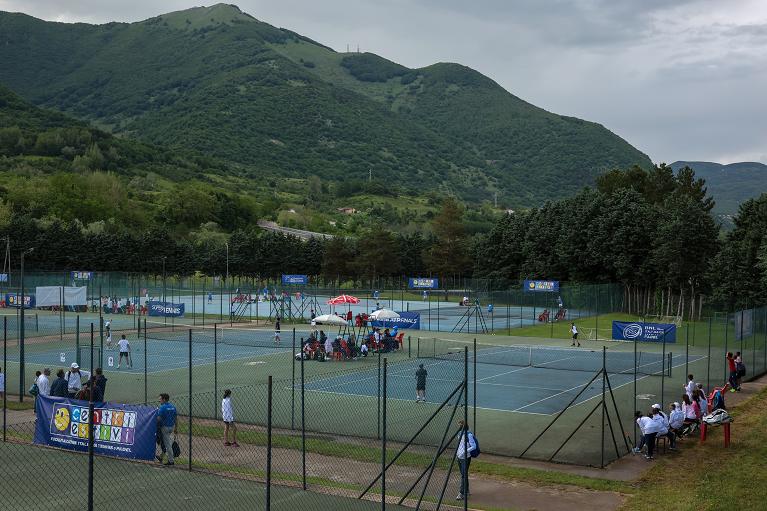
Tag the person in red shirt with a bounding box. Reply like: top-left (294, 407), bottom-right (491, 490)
top-left (726, 352), bottom-right (739, 392)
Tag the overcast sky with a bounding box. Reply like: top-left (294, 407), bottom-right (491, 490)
top-left (3, 0), bottom-right (766, 164)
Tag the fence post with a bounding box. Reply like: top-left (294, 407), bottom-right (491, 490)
top-left (90, 323), bottom-right (95, 374)
top-left (463, 346), bottom-right (469, 511)
top-left (143, 318), bottom-right (147, 406)
top-left (707, 316), bottom-right (712, 391)
top-left (266, 375), bottom-right (273, 511)
top-left (724, 314), bottom-right (729, 383)
top-left (473, 338), bottom-right (477, 428)
top-left (76, 315), bottom-right (80, 367)
top-left (685, 323), bottom-right (689, 379)
top-left (188, 329), bottom-right (192, 472)
top-left (87, 380), bottom-right (95, 511)
top-left (377, 350), bottom-right (381, 440)
top-left (382, 357), bottom-right (387, 511)
top-left (301, 339), bottom-right (306, 490)
top-left (291, 329), bottom-right (296, 430)
top-left (601, 346), bottom-right (606, 469)
top-left (214, 324), bottom-right (218, 420)
top-left (3, 316), bottom-right (6, 442)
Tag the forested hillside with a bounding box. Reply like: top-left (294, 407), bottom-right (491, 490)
top-left (0, 4), bottom-right (650, 208)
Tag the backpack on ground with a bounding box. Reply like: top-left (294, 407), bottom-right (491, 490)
top-left (469, 432), bottom-right (480, 458)
top-left (703, 408), bottom-right (732, 425)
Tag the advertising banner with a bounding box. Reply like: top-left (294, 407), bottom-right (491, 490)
top-left (408, 278), bottom-right (438, 289)
top-left (523, 280), bottom-right (560, 293)
top-left (4, 293), bottom-right (34, 308)
top-left (371, 311), bottom-right (420, 330)
top-left (281, 274), bottom-right (308, 285)
top-left (71, 271), bottom-right (93, 280)
top-left (148, 301), bottom-right (185, 317)
top-left (34, 396), bottom-right (158, 461)
top-left (612, 321), bottom-right (676, 343)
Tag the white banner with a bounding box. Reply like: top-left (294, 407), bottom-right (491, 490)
top-left (35, 286), bottom-right (88, 306)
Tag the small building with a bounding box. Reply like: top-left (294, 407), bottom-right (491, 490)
top-left (337, 207), bottom-right (357, 215)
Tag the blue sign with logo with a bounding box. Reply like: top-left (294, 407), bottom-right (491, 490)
top-left (371, 311), bottom-right (420, 330)
top-left (408, 278), bottom-right (438, 289)
top-left (523, 280), bottom-right (560, 293)
top-left (148, 301), bottom-right (185, 318)
top-left (0, 273), bottom-right (8, 283)
top-left (612, 321), bottom-right (676, 343)
top-left (4, 293), bottom-right (35, 308)
top-left (34, 395), bottom-right (158, 460)
top-left (71, 271), bottom-right (93, 280)
top-left (282, 274), bottom-right (308, 285)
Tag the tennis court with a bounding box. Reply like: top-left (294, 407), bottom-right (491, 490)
top-left (303, 343), bottom-right (705, 415)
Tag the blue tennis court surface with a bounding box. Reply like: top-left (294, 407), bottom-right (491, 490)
top-left (303, 348), bottom-right (705, 415)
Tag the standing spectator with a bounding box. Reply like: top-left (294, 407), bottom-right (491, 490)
top-left (346, 309), bottom-right (353, 325)
top-left (570, 323), bottom-right (580, 347)
top-left (208, 291), bottom-right (213, 304)
top-left (94, 368), bottom-right (108, 400)
top-left (274, 317), bottom-right (281, 344)
top-left (455, 420), bottom-right (477, 500)
top-left (735, 352), bottom-right (745, 390)
top-left (415, 364), bottom-right (428, 402)
top-left (324, 335), bottom-right (333, 357)
top-left (726, 353), bottom-right (738, 391)
top-left (222, 389), bottom-right (239, 447)
top-left (36, 368), bottom-right (51, 397)
top-left (50, 369), bottom-right (68, 397)
top-left (422, 290), bottom-right (428, 301)
top-left (310, 309), bottom-right (316, 320)
top-left (156, 393), bottom-right (178, 466)
top-left (89, 376), bottom-right (104, 402)
top-left (117, 335), bottom-right (131, 369)
top-left (65, 363), bottom-right (90, 398)
top-left (684, 374), bottom-right (696, 398)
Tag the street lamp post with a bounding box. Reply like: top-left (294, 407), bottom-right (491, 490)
top-left (19, 247), bottom-right (33, 402)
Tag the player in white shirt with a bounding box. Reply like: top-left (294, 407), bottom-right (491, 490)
top-left (104, 320), bottom-right (114, 349)
top-left (570, 323), bottom-right (580, 347)
top-left (117, 334), bottom-right (131, 368)
top-left (221, 389), bottom-right (238, 447)
top-left (684, 374), bottom-right (696, 399)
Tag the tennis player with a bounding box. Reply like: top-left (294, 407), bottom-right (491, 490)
top-left (104, 319), bottom-right (114, 349)
top-left (274, 317), bottom-right (281, 344)
top-left (117, 334), bottom-right (132, 368)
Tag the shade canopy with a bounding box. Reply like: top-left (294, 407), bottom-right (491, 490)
top-left (326, 294), bottom-right (360, 305)
top-left (311, 314), bottom-right (348, 326)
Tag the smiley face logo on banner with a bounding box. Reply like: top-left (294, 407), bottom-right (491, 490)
top-left (54, 407), bottom-right (70, 432)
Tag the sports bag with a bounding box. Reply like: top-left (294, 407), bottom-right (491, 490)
top-left (703, 408), bottom-right (732, 425)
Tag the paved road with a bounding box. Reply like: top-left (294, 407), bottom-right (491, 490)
top-left (257, 221), bottom-right (334, 241)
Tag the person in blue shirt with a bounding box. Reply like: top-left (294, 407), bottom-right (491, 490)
top-left (156, 393), bottom-right (178, 465)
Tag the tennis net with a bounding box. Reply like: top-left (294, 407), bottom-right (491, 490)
top-left (417, 337), bottom-right (671, 377)
top-left (144, 321), bottom-right (294, 349)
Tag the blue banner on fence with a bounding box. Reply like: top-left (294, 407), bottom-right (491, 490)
top-left (523, 280), bottom-right (560, 293)
top-left (4, 293), bottom-right (35, 308)
top-left (71, 271), bottom-right (93, 280)
top-left (371, 311), bottom-right (420, 330)
top-left (0, 273), bottom-right (8, 282)
top-left (34, 395), bottom-right (158, 461)
top-left (148, 301), bottom-right (185, 317)
top-left (282, 274), bottom-right (308, 285)
top-left (612, 321), bottom-right (676, 343)
top-left (408, 278), bottom-right (438, 289)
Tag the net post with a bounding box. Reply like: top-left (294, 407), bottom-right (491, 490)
top-left (266, 375), bottom-right (273, 511)
top-left (188, 328), bottom-right (192, 472)
top-left (382, 357), bottom-right (387, 511)
top-left (301, 338), bottom-right (306, 490)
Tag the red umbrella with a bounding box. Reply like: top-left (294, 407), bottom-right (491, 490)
top-left (326, 294), bottom-right (360, 305)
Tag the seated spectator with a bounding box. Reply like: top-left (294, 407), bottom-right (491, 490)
top-left (681, 393), bottom-right (700, 435)
top-left (652, 403), bottom-right (676, 450)
top-left (668, 402), bottom-right (684, 437)
top-left (360, 342), bottom-right (369, 357)
top-left (633, 411), bottom-right (651, 454)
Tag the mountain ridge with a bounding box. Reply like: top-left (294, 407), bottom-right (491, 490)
top-left (0, 4), bottom-right (651, 207)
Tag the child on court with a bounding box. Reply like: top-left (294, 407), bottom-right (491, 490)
top-left (222, 389), bottom-right (238, 447)
top-left (274, 317), bottom-right (281, 344)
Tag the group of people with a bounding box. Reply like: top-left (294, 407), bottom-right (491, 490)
top-left (633, 373), bottom-right (720, 460)
top-left (29, 363), bottom-right (108, 402)
top-left (300, 326), bottom-right (402, 361)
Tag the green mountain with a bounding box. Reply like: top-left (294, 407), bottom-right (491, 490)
top-left (671, 161), bottom-right (767, 217)
top-left (0, 4), bottom-right (651, 208)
